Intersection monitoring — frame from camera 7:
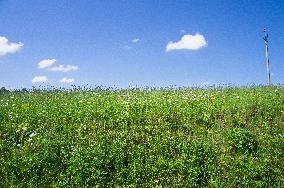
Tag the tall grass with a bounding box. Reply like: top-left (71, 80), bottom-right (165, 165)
top-left (0, 86), bottom-right (283, 187)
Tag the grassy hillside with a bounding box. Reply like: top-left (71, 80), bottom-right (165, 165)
top-left (0, 86), bottom-right (283, 187)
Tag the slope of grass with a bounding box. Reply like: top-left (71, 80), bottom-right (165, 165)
top-left (0, 86), bottom-right (283, 187)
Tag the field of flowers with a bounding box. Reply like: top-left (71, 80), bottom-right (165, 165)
top-left (0, 86), bottom-right (283, 187)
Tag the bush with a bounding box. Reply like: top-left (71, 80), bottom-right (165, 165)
top-left (227, 128), bottom-right (258, 155)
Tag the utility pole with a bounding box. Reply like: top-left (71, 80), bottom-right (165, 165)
top-left (263, 28), bottom-right (271, 85)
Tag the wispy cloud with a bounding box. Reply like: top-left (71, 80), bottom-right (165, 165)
top-left (166, 33), bottom-right (207, 52)
top-left (201, 81), bottom-right (211, 87)
top-left (123, 45), bottom-right (132, 50)
top-left (38, 59), bottom-right (56, 69)
top-left (180, 29), bottom-right (186, 34)
top-left (49, 65), bottom-right (78, 73)
top-left (60, 77), bottom-right (75, 83)
top-left (32, 76), bottom-right (48, 83)
top-left (132, 38), bottom-right (140, 43)
top-left (0, 36), bottom-right (23, 56)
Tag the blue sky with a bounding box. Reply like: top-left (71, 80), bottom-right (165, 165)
top-left (0, 0), bottom-right (283, 88)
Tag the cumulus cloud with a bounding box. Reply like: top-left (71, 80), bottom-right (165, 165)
top-left (38, 59), bottom-right (56, 69)
top-left (166, 33), bottom-right (207, 52)
top-left (49, 65), bottom-right (78, 72)
top-left (60, 77), bottom-right (75, 83)
top-left (32, 76), bottom-right (48, 83)
top-left (0, 36), bottom-right (23, 56)
top-left (132, 38), bottom-right (140, 43)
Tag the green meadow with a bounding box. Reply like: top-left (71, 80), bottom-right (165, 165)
top-left (0, 86), bottom-right (283, 187)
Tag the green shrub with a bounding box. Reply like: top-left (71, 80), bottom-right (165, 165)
top-left (227, 128), bottom-right (258, 155)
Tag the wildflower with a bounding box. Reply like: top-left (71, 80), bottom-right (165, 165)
top-left (29, 132), bottom-right (38, 138)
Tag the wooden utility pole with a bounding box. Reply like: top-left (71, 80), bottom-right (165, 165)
top-left (263, 29), bottom-right (271, 85)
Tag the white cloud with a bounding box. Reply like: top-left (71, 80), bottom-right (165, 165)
top-left (49, 65), bottom-right (78, 72)
top-left (32, 76), bottom-right (48, 83)
top-left (60, 77), bottom-right (75, 83)
top-left (166, 33), bottom-right (207, 52)
top-left (132, 38), bottom-right (140, 43)
top-left (38, 59), bottom-right (56, 69)
top-left (0, 36), bottom-right (23, 56)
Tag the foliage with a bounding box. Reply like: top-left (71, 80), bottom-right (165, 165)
top-left (227, 128), bottom-right (258, 155)
top-left (0, 86), bottom-right (283, 187)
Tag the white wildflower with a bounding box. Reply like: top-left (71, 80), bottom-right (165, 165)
top-left (29, 132), bottom-right (38, 138)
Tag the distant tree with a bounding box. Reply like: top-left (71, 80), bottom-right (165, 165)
top-left (0, 87), bottom-right (9, 92)
top-left (21, 88), bottom-right (28, 93)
